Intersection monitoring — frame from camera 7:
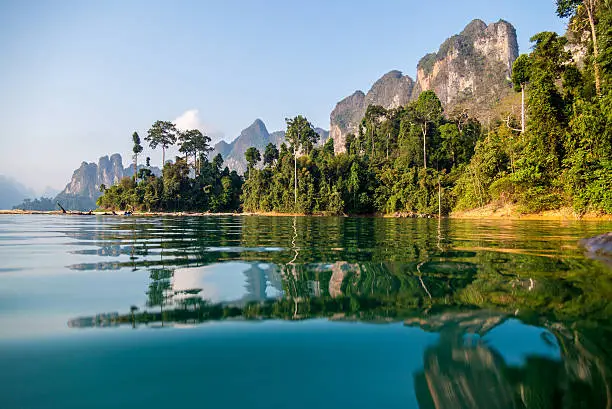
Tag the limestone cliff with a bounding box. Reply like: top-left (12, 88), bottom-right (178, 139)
top-left (97, 153), bottom-right (124, 189)
top-left (412, 19), bottom-right (517, 109)
top-left (56, 154), bottom-right (160, 210)
top-left (330, 19), bottom-right (518, 153)
top-left (331, 71), bottom-right (414, 153)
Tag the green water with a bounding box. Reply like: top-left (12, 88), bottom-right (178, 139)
top-left (1, 215), bottom-right (611, 408)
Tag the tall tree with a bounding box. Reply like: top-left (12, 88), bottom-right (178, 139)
top-left (263, 143), bottom-right (279, 167)
top-left (179, 129), bottom-right (212, 175)
top-left (413, 91), bottom-right (443, 169)
top-left (512, 54), bottom-right (531, 133)
top-left (363, 105), bottom-right (387, 158)
top-left (145, 121), bottom-right (178, 168)
top-left (285, 115), bottom-right (318, 205)
top-left (557, 0), bottom-right (602, 94)
top-left (178, 130), bottom-right (195, 163)
top-left (245, 147), bottom-right (261, 178)
top-left (132, 132), bottom-right (143, 181)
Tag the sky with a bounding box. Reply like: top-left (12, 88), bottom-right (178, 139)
top-left (0, 0), bottom-right (567, 194)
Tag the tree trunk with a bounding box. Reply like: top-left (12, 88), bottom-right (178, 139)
top-left (422, 124), bottom-right (427, 169)
top-left (134, 154), bottom-right (137, 182)
top-left (438, 177), bottom-right (441, 218)
top-left (294, 146), bottom-right (297, 205)
top-left (586, 1), bottom-right (601, 96)
top-left (371, 121), bottom-right (374, 158)
top-left (521, 83), bottom-right (525, 133)
top-left (162, 147), bottom-right (165, 169)
top-left (386, 132), bottom-right (389, 159)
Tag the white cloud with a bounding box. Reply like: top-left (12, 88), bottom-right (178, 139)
top-left (172, 109), bottom-right (225, 142)
top-left (173, 109), bottom-right (201, 131)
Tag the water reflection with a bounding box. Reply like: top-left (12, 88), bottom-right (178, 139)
top-left (411, 310), bottom-right (611, 409)
top-left (3, 215), bottom-right (611, 407)
top-left (60, 215), bottom-right (612, 328)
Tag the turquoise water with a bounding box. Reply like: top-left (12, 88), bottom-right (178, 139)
top-left (0, 215), bottom-right (611, 408)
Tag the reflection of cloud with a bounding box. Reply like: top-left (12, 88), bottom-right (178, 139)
top-left (172, 262), bottom-right (252, 304)
top-left (172, 262), bottom-right (283, 304)
top-left (173, 109), bottom-right (225, 142)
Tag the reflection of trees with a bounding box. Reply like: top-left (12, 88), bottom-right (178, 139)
top-left (146, 268), bottom-right (173, 326)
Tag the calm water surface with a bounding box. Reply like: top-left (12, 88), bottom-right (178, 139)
top-left (1, 214), bottom-right (611, 408)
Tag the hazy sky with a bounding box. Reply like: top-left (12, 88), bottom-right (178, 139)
top-left (0, 0), bottom-right (566, 193)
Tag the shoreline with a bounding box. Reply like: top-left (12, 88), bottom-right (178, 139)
top-left (1, 205), bottom-right (611, 221)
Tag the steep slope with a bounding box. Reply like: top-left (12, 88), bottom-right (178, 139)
top-left (331, 71), bottom-right (414, 153)
top-left (210, 119), bottom-right (271, 174)
top-left (210, 119), bottom-right (330, 174)
top-left (330, 19), bottom-right (518, 153)
top-left (412, 19), bottom-right (517, 109)
top-left (55, 154), bottom-right (161, 210)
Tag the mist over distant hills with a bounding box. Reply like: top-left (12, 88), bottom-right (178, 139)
top-left (0, 175), bottom-right (36, 209)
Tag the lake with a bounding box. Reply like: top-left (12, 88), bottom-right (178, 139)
top-left (0, 214), bottom-right (611, 409)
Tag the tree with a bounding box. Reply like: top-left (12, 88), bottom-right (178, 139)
top-left (439, 123), bottom-right (461, 167)
top-left (527, 31), bottom-right (569, 171)
top-left (178, 130), bottom-right (195, 163)
top-left (363, 105), bottom-right (387, 158)
top-left (557, 0), bottom-right (602, 95)
top-left (285, 115), bottom-right (319, 205)
top-left (145, 121), bottom-right (178, 168)
top-left (212, 153), bottom-right (224, 175)
top-left (245, 147), bottom-right (261, 178)
top-left (512, 54), bottom-right (531, 133)
top-left (146, 157), bottom-right (151, 167)
top-left (413, 91), bottom-right (443, 169)
top-left (263, 143), bottom-right (279, 167)
top-left (132, 132), bottom-right (143, 181)
top-left (179, 129), bottom-right (212, 175)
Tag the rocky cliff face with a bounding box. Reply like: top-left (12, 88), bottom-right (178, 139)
top-left (412, 19), bottom-right (517, 108)
top-left (60, 162), bottom-right (100, 201)
top-left (330, 19), bottom-right (518, 153)
top-left (211, 119), bottom-right (329, 174)
top-left (56, 154), bottom-right (161, 210)
top-left (331, 71), bottom-right (415, 153)
top-left (97, 153), bottom-right (124, 188)
top-left (210, 119), bottom-right (272, 174)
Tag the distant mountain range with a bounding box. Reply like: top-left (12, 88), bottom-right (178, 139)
top-left (210, 118), bottom-right (329, 174)
top-left (0, 176), bottom-right (36, 209)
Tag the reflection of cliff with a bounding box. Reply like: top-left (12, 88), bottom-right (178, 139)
top-left (411, 311), bottom-right (517, 409)
top-left (329, 262), bottom-right (360, 298)
top-left (242, 263), bottom-right (283, 302)
top-left (409, 311), bottom-right (610, 409)
top-left (415, 339), bottom-right (517, 409)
